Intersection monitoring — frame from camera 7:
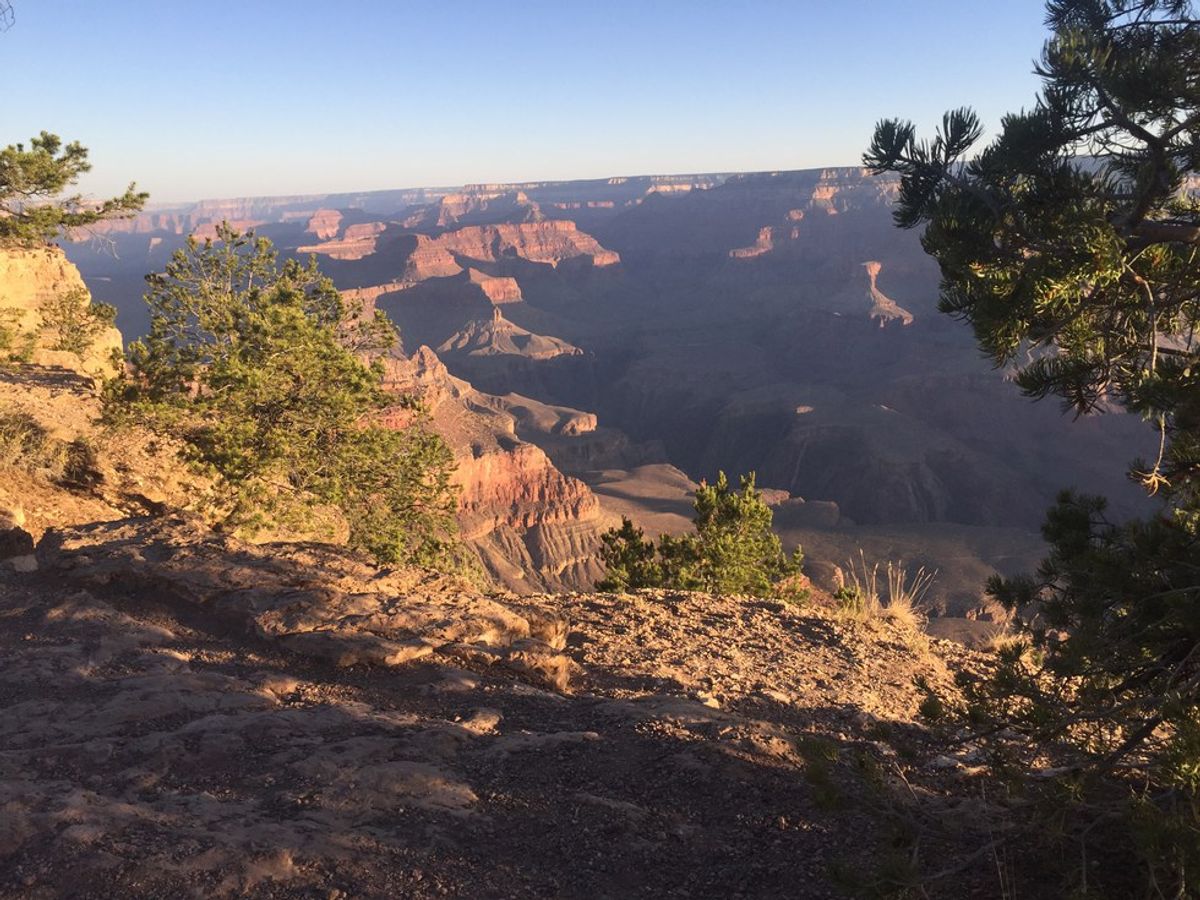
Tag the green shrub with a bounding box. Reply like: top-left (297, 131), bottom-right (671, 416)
top-left (38, 287), bottom-right (116, 359)
top-left (0, 310), bottom-right (34, 365)
top-left (595, 471), bottom-right (803, 598)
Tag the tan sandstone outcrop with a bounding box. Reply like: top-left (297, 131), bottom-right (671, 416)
top-left (304, 207), bottom-right (343, 240)
top-left (863, 260), bottom-right (914, 327)
top-left (0, 247), bottom-right (122, 377)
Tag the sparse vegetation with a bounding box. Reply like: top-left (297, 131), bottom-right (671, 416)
top-left (38, 287), bottom-right (116, 359)
top-left (595, 470), bottom-right (804, 599)
top-left (106, 224), bottom-right (466, 570)
top-left (867, 0), bottom-right (1200, 891)
top-left (0, 409), bottom-right (57, 471)
top-left (834, 551), bottom-right (934, 634)
top-left (0, 309), bottom-right (33, 364)
top-left (0, 407), bottom-right (96, 485)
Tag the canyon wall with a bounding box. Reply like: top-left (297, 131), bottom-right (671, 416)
top-left (60, 165), bottom-right (1156, 612)
top-left (378, 346), bottom-right (614, 592)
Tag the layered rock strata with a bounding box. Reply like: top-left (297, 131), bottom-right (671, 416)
top-left (380, 347), bottom-right (614, 592)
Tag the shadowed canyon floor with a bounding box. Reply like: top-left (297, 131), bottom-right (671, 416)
top-left (2, 517), bottom-right (1012, 899)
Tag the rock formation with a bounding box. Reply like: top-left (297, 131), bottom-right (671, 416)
top-left (59, 164), bottom-right (1155, 617)
top-left (396, 221), bottom-right (620, 283)
top-left (0, 247), bottom-right (122, 377)
top-left (438, 308), bottom-right (582, 361)
top-left (863, 260), bottom-right (914, 326)
top-left (401, 190), bottom-right (543, 230)
top-left (467, 267), bottom-right (522, 303)
top-left (379, 347), bottom-right (615, 592)
top-left (297, 221), bottom-right (388, 260)
top-left (304, 207), bottom-right (343, 239)
top-left (729, 225), bottom-right (775, 259)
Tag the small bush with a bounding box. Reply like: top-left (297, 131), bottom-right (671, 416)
top-left (837, 550), bottom-right (933, 631)
top-left (61, 437), bottom-right (101, 487)
top-left (0, 310), bottom-right (34, 365)
top-left (39, 287), bottom-right (116, 359)
top-left (595, 471), bottom-right (803, 598)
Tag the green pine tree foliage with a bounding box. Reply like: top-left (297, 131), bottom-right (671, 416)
top-left (688, 471), bottom-right (802, 595)
top-left (108, 224), bottom-right (463, 571)
top-left (866, 0), bottom-right (1200, 889)
top-left (595, 517), bottom-right (663, 591)
top-left (594, 471), bottom-right (803, 598)
top-left (0, 132), bottom-right (147, 246)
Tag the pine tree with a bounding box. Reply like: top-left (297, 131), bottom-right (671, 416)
top-left (0, 132), bottom-right (146, 246)
top-left (595, 517), bottom-right (663, 591)
top-left (866, 1), bottom-right (1200, 889)
top-left (688, 471), bottom-right (801, 595)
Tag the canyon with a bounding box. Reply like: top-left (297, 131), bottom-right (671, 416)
top-left (63, 166), bottom-right (1153, 635)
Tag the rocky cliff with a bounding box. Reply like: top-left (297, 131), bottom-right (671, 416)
top-left (401, 190), bottom-right (543, 230)
top-left (0, 247), bottom-right (122, 377)
top-left (379, 346), bottom-right (614, 592)
top-left (467, 267), bottom-right (522, 303)
top-left (297, 221), bottom-right (388, 260)
top-left (59, 165), bottom-right (1156, 620)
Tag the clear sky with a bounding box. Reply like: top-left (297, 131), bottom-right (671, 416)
top-left (5, 0), bottom-right (1051, 203)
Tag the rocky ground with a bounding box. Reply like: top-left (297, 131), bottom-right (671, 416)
top-left (0, 513), bottom-right (1024, 899)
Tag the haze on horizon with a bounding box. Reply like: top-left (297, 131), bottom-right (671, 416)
top-left (9, 0), bottom-right (1048, 203)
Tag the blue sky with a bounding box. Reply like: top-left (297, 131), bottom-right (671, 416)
top-left (5, 0), bottom-right (1051, 202)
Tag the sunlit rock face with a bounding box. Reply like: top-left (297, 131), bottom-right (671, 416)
top-left (0, 247), bottom-right (122, 377)
top-left (378, 345), bottom-right (614, 592)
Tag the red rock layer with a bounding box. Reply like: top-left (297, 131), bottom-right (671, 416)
top-left (467, 268), bottom-right (522, 303)
top-left (376, 346), bottom-right (612, 592)
top-left (402, 221), bottom-right (620, 283)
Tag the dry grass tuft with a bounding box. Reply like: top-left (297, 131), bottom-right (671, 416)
top-left (836, 550), bottom-right (934, 636)
top-left (980, 621), bottom-right (1028, 656)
